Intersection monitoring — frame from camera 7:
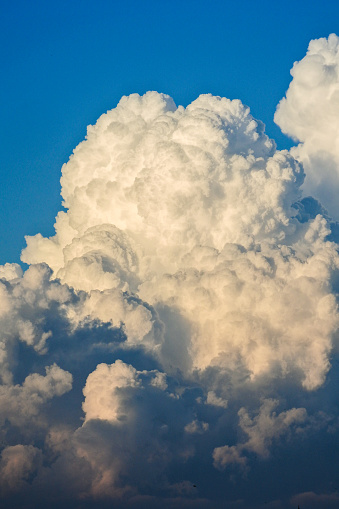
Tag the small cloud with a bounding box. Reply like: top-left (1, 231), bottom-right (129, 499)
top-left (184, 419), bottom-right (209, 434)
top-left (206, 391), bottom-right (228, 408)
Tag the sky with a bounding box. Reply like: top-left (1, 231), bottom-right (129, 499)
top-left (2, 0), bottom-right (339, 265)
top-left (2, 1), bottom-right (339, 508)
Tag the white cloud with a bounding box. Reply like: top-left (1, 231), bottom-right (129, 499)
top-left (275, 34), bottom-right (339, 219)
top-left (20, 91), bottom-right (339, 391)
top-left (0, 364), bottom-right (72, 428)
top-left (82, 360), bottom-right (140, 423)
top-left (1, 45), bottom-right (339, 507)
top-left (0, 263), bottom-right (23, 281)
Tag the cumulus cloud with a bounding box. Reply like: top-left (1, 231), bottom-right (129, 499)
top-left (2, 42), bottom-right (339, 507)
top-left (275, 33), bottom-right (339, 219)
top-left (0, 364), bottom-right (72, 427)
top-left (82, 360), bottom-right (140, 422)
top-left (21, 91), bottom-right (339, 390)
top-left (0, 263), bottom-right (23, 281)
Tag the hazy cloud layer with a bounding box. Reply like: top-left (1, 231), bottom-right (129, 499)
top-left (2, 35), bottom-right (339, 508)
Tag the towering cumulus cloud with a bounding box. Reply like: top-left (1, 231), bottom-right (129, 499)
top-left (275, 33), bottom-right (339, 220)
top-left (2, 40), bottom-right (339, 508)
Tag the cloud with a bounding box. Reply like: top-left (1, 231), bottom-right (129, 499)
top-left (2, 44), bottom-right (339, 507)
top-left (0, 364), bottom-right (72, 428)
top-left (213, 445), bottom-right (247, 469)
top-left (237, 399), bottom-right (307, 457)
top-left (0, 445), bottom-right (42, 494)
top-left (291, 491), bottom-right (339, 509)
top-left (82, 360), bottom-right (141, 423)
top-left (275, 33), bottom-right (339, 219)
top-left (0, 263), bottom-right (23, 281)
top-left (21, 92), bottom-right (338, 390)
top-left (213, 398), bottom-right (307, 469)
top-left (206, 391), bottom-right (228, 408)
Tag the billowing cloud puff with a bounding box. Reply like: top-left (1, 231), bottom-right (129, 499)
top-left (2, 48), bottom-right (339, 508)
top-left (275, 33), bottom-right (339, 219)
top-left (21, 91), bottom-right (339, 390)
top-left (0, 364), bottom-right (72, 428)
top-left (82, 360), bottom-right (141, 422)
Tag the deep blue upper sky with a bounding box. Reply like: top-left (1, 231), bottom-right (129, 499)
top-left (2, 0), bottom-right (339, 265)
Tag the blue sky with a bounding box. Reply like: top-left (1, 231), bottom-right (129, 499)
top-left (2, 0), bottom-right (339, 265)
